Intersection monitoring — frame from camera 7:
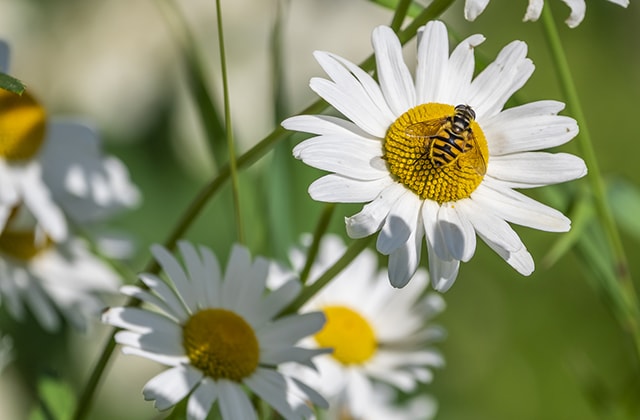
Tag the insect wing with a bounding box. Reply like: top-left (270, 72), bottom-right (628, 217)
top-left (404, 118), bottom-right (448, 139)
top-left (464, 131), bottom-right (487, 176)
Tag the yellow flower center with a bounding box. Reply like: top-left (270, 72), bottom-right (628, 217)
top-left (0, 90), bottom-right (47, 161)
top-left (314, 305), bottom-right (376, 365)
top-left (383, 103), bottom-right (488, 203)
top-left (182, 308), bottom-right (259, 382)
top-left (0, 229), bottom-right (51, 260)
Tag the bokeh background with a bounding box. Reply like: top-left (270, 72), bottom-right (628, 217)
top-left (0, 0), bottom-right (639, 419)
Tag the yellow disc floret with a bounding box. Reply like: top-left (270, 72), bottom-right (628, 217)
top-left (0, 90), bottom-right (47, 161)
top-left (0, 229), bottom-right (51, 260)
top-left (183, 308), bottom-right (259, 382)
top-left (384, 103), bottom-right (488, 203)
top-left (314, 305), bottom-right (376, 365)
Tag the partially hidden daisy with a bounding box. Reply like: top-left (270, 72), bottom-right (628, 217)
top-left (283, 21), bottom-right (587, 291)
top-left (102, 242), bottom-right (328, 420)
top-left (464, 0), bottom-right (629, 28)
top-left (0, 40), bottom-right (139, 241)
top-left (275, 234), bottom-right (445, 418)
top-left (0, 206), bottom-right (120, 331)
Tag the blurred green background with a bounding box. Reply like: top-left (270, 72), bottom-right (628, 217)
top-left (1, 0), bottom-right (639, 419)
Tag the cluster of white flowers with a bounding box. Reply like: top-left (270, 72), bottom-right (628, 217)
top-left (3, 0), bottom-right (623, 416)
top-left (0, 41), bottom-right (140, 332)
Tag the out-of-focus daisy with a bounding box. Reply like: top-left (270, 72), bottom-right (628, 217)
top-left (0, 40), bottom-right (139, 240)
top-left (283, 21), bottom-right (586, 291)
top-left (464, 0), bottom-right (629, 28)
top-left (102, 242), bottom-right (328, 420)
top-left (0, 206), bottom-right (120, 331)
top-left (278, 235), bottom-right (444, 418)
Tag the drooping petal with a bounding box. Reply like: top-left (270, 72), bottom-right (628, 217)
top-left (523, 0), bottom-right (545, 22)
top-left (377, 190), bottom-right (421, 255)
top-left (388, 210), bottom-right (424, 288)
top-left (437, 202), bottom-right (476, 262)
top-left (187, 378), bottom-right (218, 420)
top-left (345, 183), bottom-right (405, 238)
top-left (217, 380), bottom-right (257, 420)
top-left (559, 0), bottom-right (587, 28)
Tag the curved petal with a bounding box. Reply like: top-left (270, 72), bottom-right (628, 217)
top-left (388, 208), bottom-right (424, 288)
top-left (152, 244), bottom-right (197, 312)
top-left (472, 181), bottom-right (571, 232)
top-left (464, 0), bottom-right (491, 20)
top-left (427, 240), bottom-right (460, 292)
top-left (560, 0), bottom-right (587, 28)
top-left (478, 230), bottom-right (535, 275)
top-left (142, 365), bottom-right (202, 411)
top-left (523, 0), bottom-right (544, 22)
top-left (442, 34), bottom-right (486, 104)
top-left (310, 77), bottom-right (389, 138)
top-left (345, 183), bottom-right (405, 238)
top-left (218, 380), bottom-right (257, 420)
top-left (372, 26), bottom-right (416, 115)
top-left (244, 369), bottom-right (301, 420)
top-left (457, 198), bottom-right (523, 253)
top-left (377, 190), bottom-right (421, 255)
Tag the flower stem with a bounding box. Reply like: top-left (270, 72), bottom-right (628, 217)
top-left (216, 0), bottom-right (244, 244)
top-left (540, 5), bottom-right (640, 357)
top-left (300, 203), bottom-right (336, 285)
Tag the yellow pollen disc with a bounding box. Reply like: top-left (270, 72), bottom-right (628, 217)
top-left (314, 305), bottom-right (376, 365)
top-left (182, 308), bottom-right (259, 382)
top-left (383, 103), bottom-right (489, 203)
top-left (0, 229), bottom-right (52, 260)
top-left (0, 89), bottom-right (47, 161)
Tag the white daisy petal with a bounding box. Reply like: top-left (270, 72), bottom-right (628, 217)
top-left (218, 380), bottom-right (257, 420)
top-left (478, 231), bottom-right (535, 275)
top-left (138, 273), bottom-right (190, 321)
top-left (442, 34), bottom-right (486, 104)
top-left (473, 182), bottom-right (571, 232)
top-left (465, 0), bottom-right (491, 20)
top-left (294, 135), bottom-right (386, 180)
top-left (115, 329), bottom-right (184, 356)
top-left (187, 378), bottom-right (219, 420)
top-left (121, 347), bottom-right (188, 366)
top-left (523, 0), bottom-right (544, 22)
top-left (310, 77), bottom-right (389, 138)
top-left (422, 199), bottom-right (451, 262)
top-left (197, 244), bottom-right (223, 308)
top-left (457, 198), bottom-right (523, 253)
top-left (346, 183), bottom-right (405, 238)
top-left (309, 174), bottom-right (393, 203)
top-left (483, 101), bottom-right (578, 155)
top-left (428, 240), bottom-right (460, 293)
top-left (388, 213), bottom-right (424, 288)
top-left (103, 307), bottom-right (178, 335)
top-left (372, 25), bottom-right (416, 114)
top-left (19, 164), bottom-right (67, 242)
top-left (377, 190), bottom-right (421, 255)
top-left (560, 0), bottom-right (587, 28)
top-left (415, 21), bottom-right (449, 103)
top-left (151, 244), bottom-right (197, 312)
top-left (283, 114), bottom-right (374, 138)
top-left (437, 202), bottom-right (477, 262)
top-left (245, 369), bottom-right (300, 420)
top-left (143, 365), bottom-right (202, 411)
top-left (488, 152), bottom-right (587, 187)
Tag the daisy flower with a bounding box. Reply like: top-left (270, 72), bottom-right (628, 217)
top-left (0, 206), bottom-right (120, 331)
top-left (283, 21), bottom-right (587, 291)
top-left (102, 242), bottom-right (328, 420)
top-left (278, 235), bottom-right (445, 418)
top-left (464, 0), bottom-right (629, 28)
top-left (0, 40), bottom-right (139, 240)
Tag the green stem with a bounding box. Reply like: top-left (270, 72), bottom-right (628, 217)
top-left (540, 5), bottom-right (640, 357)
top-left (299, 203), bottom-right (336, 285)
top-left (389, 0), bottom-right (412, 31)
top-left (216, 0), bottom-right (244, 244)
top-left (282, 236), bottom-right (375, 315)
top-left (71, 1), bottom-right (455, 417)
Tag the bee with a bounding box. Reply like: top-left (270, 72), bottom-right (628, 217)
top-left (405, 104), bottom-right (486, 176)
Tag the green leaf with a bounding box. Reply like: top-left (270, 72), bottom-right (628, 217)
top-left (29, 376), bottom-right (76, 420)
top-left (0, 72), bottom-right (26, 95)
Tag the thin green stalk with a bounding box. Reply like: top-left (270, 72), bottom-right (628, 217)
top-left (71, 1), bottom-right (455, 416)
top-left (540, 6), bottom-right (640, 357)
top-left (281, 236), bottom-right (375, 316)
top-left (216, 0), bottom-right (244, 244)
top-left (299, 203), bottom-right (336, 285)
top-left (389, 0), bottom-right (413, 31)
